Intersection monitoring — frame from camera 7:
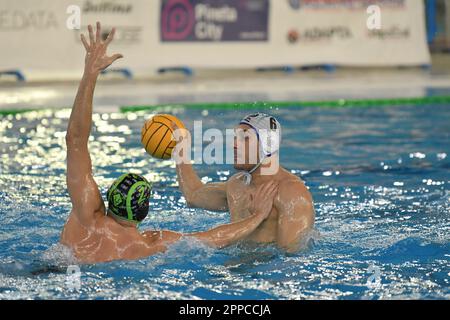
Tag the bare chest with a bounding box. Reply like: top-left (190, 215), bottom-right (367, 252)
top-left (226, 182), bottom-right (278, 242)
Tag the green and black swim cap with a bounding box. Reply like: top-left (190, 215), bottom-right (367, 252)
top-left (106, 173), bottom-right (152, 224)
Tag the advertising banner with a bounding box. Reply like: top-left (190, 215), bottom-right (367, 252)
top-left (0, 0), bottom-right (431, 80)
top-left (160, 0), bottom-right (269, 42)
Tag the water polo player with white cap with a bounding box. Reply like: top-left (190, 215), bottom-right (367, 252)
top-left (237, 113), bottom-right (282, 184)
top-left (174, 112), bottom-right (315, 252)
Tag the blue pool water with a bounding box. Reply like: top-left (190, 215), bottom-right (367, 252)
top-left (0, 104), bottom-right (449, 299)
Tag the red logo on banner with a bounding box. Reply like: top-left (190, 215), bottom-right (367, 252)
top-left (161, 0), bottom-right (195, 40)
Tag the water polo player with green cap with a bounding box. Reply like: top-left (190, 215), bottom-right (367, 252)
top-left (105, 173), bottom-right (153, 225)
top-left (61, 22), bottom-right (278, 264)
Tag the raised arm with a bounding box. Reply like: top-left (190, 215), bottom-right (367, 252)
top-left (189, 181), bottom-right (278, 248)
top-left (66, 22), bottom-right (123, 226)
top-left (171, 122), bottom-right (228, 211)
top-left (176, 163), bottom-right (228, 211)
top-left (275, 180), bottom-right (315, 253)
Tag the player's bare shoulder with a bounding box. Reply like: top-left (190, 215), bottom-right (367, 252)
top-left (275, 169), bottom-right (314, 214)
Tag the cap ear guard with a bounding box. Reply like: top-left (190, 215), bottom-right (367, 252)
top-left (258, 128), bottom-right (281, 157)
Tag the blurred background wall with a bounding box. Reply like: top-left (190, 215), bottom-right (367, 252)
top-left (0, 0), bottom-right (437, 82)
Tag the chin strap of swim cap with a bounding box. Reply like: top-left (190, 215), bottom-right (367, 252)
top-left (241, 154), bottom-right (266, 185)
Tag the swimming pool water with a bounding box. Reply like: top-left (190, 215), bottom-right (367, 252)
top-left (0, 104), bottom-right (449, 299)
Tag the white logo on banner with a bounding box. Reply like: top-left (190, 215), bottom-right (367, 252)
top-left (66, 5), bottom-right (81, 30)
top-left (367, 5), bottom-right (381, 30)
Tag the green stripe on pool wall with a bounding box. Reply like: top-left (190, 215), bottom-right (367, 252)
top-left (1, 96), bottom-right (450, 116)
top-left (119, 95), bottom-right (450, 113)
top-left (0, 107), bottom-right (60, 116)
top-left (0, 108), bottom-right (43, 116)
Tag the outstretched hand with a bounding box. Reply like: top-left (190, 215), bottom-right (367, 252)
top-left (80, 22), bottom-right (123, 75)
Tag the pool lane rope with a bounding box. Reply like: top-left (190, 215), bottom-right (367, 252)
top-left (2, 95), bottom-right (450, 116)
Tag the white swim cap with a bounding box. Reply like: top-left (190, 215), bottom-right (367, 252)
top-left (239, 112), bottom-right (281, 157)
